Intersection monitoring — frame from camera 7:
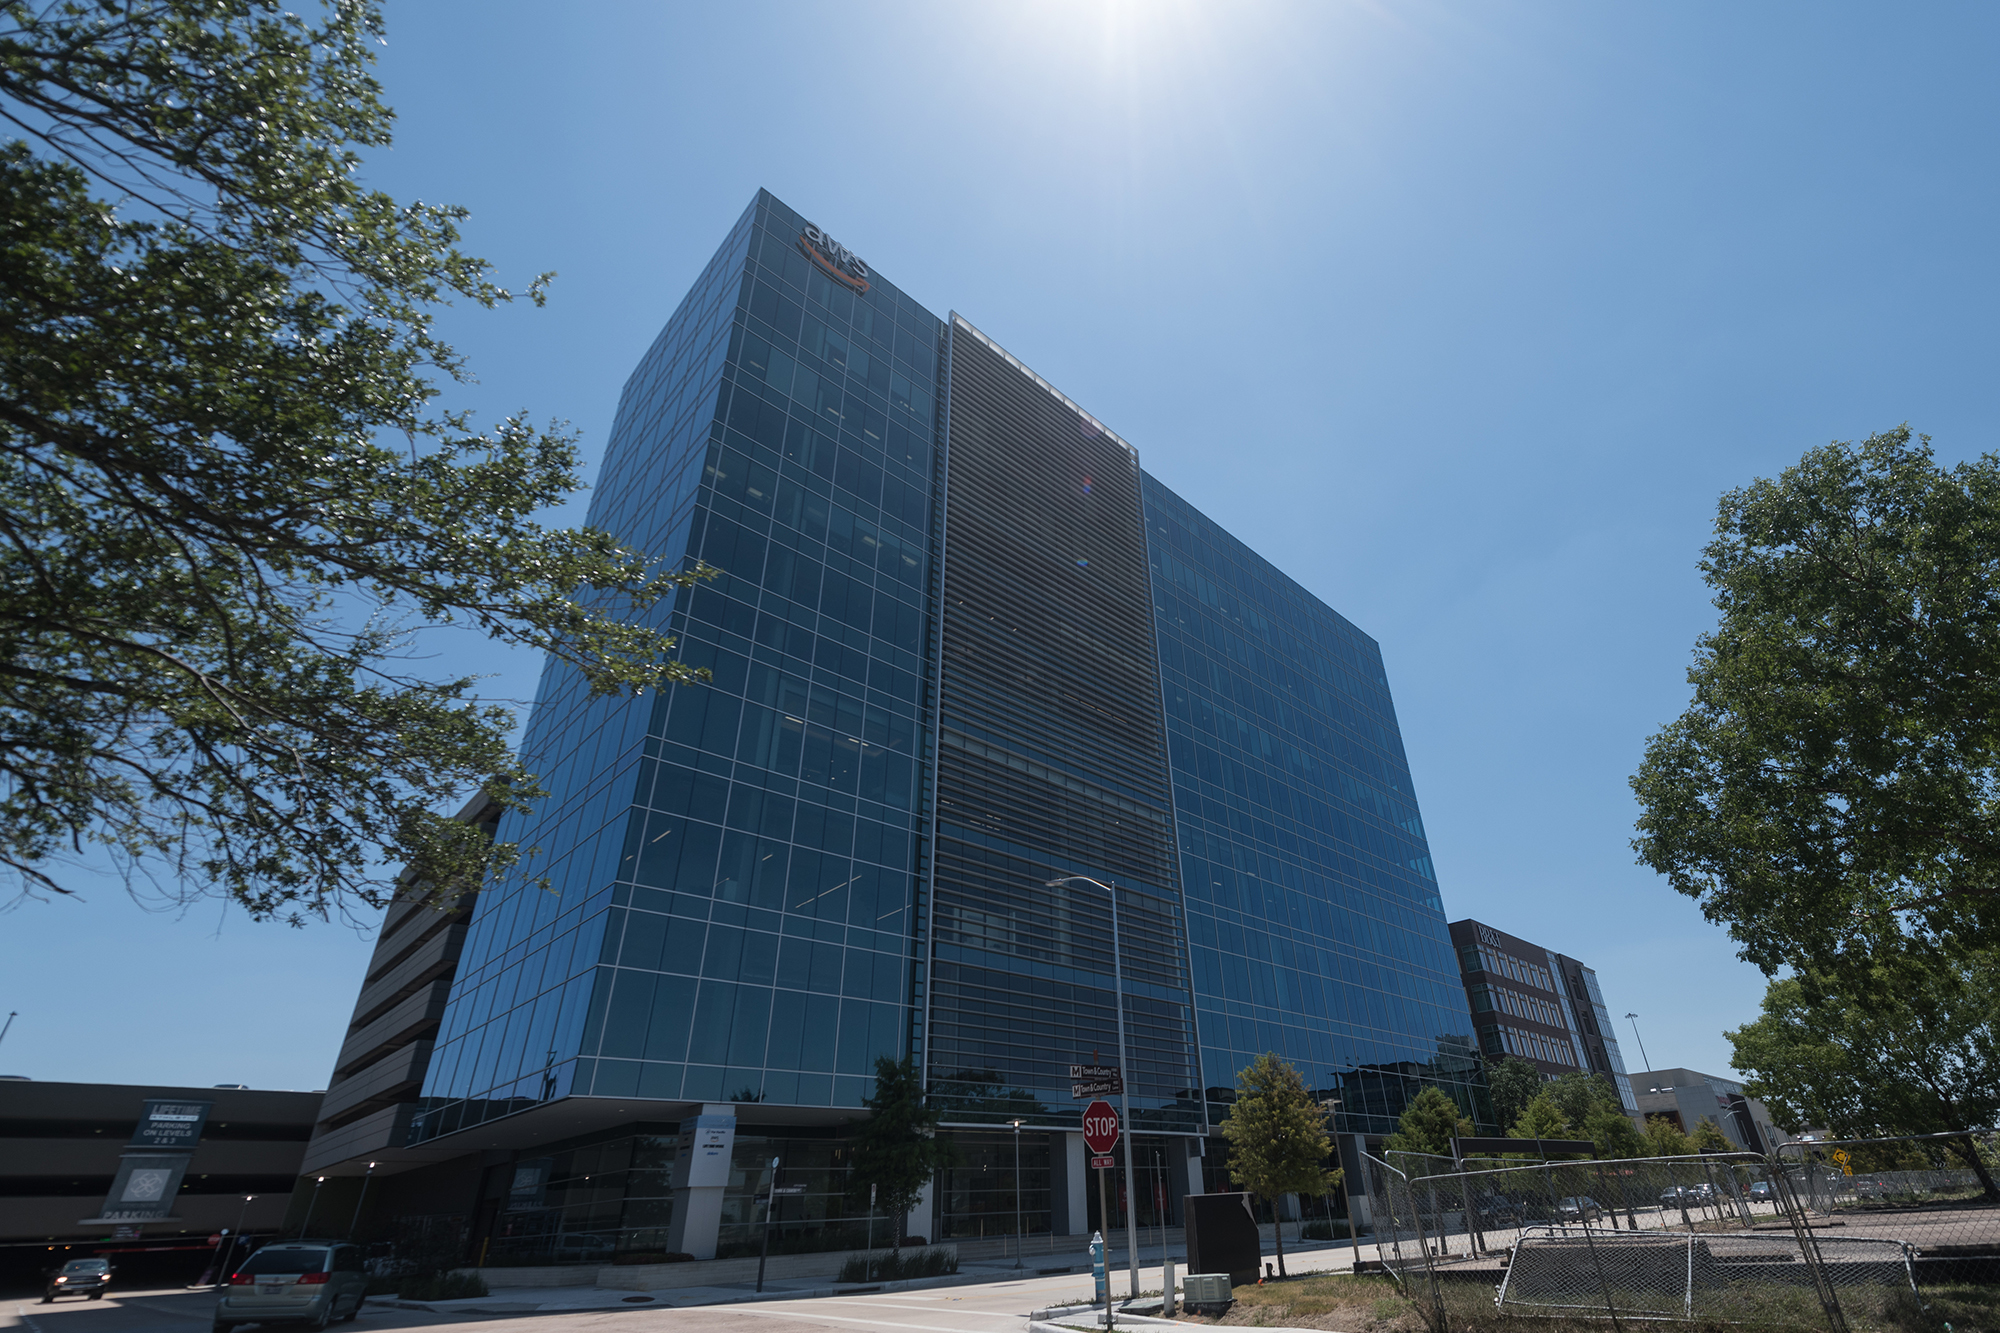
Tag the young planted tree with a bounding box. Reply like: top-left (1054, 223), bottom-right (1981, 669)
top-left (846, 1056), bottom-right (957, 1245)
top-left (1216, 1053), bottom-right (1342, 1278)
top-left (0, 1), bottom-right (708, 918)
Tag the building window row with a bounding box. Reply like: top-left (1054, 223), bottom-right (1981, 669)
top-left (1468, 983), bottom-right (1563, 1029)
top-left (1459, 944), bottom-right (1553, 993)
top-left (1480, 1023), bottom-right (1576, 1067)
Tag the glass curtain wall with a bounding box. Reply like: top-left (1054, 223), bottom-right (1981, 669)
top-left (1142, 476), bottom-right (1488, 1135)
top-left (413, 189), bottom-right (947, 1141)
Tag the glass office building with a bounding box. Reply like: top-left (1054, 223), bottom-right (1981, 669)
top-left (307, 190), bottom-right (1482, 1261)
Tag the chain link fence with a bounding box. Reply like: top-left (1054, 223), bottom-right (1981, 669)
top-left (1776, 1130), bottom-right (2000, 1294)
top-left (1356, 1137), bottom-right (2000, 1331)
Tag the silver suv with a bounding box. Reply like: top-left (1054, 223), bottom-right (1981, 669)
top-left (214, 1241), bottom-right (367, 1331)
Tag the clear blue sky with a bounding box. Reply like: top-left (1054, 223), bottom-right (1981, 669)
top-left (6, 1), bottom-right (1997, 1096)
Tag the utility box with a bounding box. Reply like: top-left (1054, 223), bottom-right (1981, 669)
top-left (1182, 1272), bottom-right (1234, 1312)
top-left (1184, 1191), bottom-right (1261, 1285)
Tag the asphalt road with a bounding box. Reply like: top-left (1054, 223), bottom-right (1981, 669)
top-left (2, 1269), bottom-right (1117, 1333)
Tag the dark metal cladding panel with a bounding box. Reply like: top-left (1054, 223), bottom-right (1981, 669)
top-left (926, 317), bottom-right (1199, 1132)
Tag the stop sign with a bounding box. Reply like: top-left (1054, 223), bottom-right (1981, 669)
top-left (1081, 1099), bottom-right (1120, 1154)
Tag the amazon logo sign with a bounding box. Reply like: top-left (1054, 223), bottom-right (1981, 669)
top-left (798, 222), bottom-right (871, 293)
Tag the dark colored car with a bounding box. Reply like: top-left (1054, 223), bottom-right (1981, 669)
top-left (1557, 1196), bottom-right (1603, 1222)
top-left (1473, 1194), bottom-right (1525, 1226)
top-left (44, 1257), bottom-right (114, 1302)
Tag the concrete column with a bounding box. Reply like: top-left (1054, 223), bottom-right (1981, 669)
top-left (665, 1104), bottom-right (736, 1260)
top-left (1063, 1131), bottom-right (1088, 1234)
top-left (1184, 1138), bottom-right (1207, 1200)
top-left (1343, 1133), bottom-right (1373, 1229)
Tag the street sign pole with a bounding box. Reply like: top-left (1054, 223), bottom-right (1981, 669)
top-left (1107, 882), bottom-right (1140, 1300)
top-left (1050, 873), bottom-right (1142, 1302)
top-left (756, 1156), bottom-right (780, 1293)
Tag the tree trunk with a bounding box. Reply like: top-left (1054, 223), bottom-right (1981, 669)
top-left (1948, 1134), bottom-right (2000, 1202)
top-left (1272, 1196), bottom-right (1287, 1278)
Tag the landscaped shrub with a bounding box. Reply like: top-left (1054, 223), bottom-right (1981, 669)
top-left (613, 1251), bottom-right (692, 1265)
top-left (837, 1247), bottom-right (957, 1284)
top-left (1301, 1219), bottom-right (1355, 1241)
top-left (397, 1271), bottom-right (489, 1301)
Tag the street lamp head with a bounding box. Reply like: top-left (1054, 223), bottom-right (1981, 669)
top-left (1010, 1118), bottom-right (1026, 1129)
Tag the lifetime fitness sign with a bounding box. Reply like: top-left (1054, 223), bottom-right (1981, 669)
top-left (798, 222), bottom-right (871, 294)
top-left (83, 1098), bottom-right (214, 1225)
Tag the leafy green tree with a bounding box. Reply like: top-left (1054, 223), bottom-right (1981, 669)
top-left (1217, 1053), bottom-right (1342, 1277)
top-left (1644, 1115), bottom-right (1695, 1157)
top-left (1583, 1104), bottom-right (1647, 1159)
top-left (0, 0), bottom-right (707, 919)
top-left (1484, 1056), bottom-right (1542, 1131)
top-left (1688, 1119), bottom-right (1735, 1154)
top-left (1383, 1086), bottom-right (1473, 1161)
top-left (1509, 1093), bottom-right (1573, 1142)
top-left (1631, 428), bottom-right (2000, 970)
top-left (1544, 1071), bottom-right (1622, 1129)
top-left (847, 1056), bottom-right (957, 1242)
top-left (1726, 946), bottom-right (2000, 1199)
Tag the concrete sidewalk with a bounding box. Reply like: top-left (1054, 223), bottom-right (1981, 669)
top-left (392, 1232), bottom-right (1362, 1316)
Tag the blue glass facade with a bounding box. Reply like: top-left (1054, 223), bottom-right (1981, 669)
top-left (412, 191), bottom-right (946, 1140)
top-left (1144, 479), bottom-right (1485, 1134)
top-left (369, 188), bottom-right (1481, 1256)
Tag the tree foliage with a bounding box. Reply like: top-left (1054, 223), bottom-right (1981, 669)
top-left (1544, 1071), bottom-right (1622, 1131)
top-left (1484, 1055), bottom-right (1542, 1132)
top-left (1687, 1118), bottom-right (1734, 1154)
top-left (1584, 1103), bottom-right (1647, 1159)
top-left (1726, 946), bottom-right (2000, 1198)
top-left (1382, 1085), bottom-right (1473, 1161)
top-left (847, 1055), bottom-right (956, 1228)
top-left (1217, 1053), bottom-right (1341, 1278)
top-left (1632, 428), bottom-right (2000, 970)
top-left (1644, 1115), bottom-right (1695, 1157)
top-left (0, 0), bottom-right (706, 918)
top-left (1508, 1093), bottom-right (1572, 1143)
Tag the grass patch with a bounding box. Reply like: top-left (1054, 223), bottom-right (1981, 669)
top-left (1163, 1270), bottom-right (1998, 1331)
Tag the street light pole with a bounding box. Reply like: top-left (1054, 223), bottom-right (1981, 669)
top-left (1047, 875), bottom-right (1141, 1301)
top-left (348, 1162), bottom-right (377, 1241)
top-left (1009, 1118), bottom-right (1025, 1269)
top-left (1623, 1013), bottom-right (1654, 1074)
top-left (300, 1176), bottom-right (326, 1238)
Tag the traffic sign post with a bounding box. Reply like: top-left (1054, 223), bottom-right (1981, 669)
top-left (1084, 1098), bottom-right (1120, 1322)
top-left (756, 1156), bottom-right (782, 1293)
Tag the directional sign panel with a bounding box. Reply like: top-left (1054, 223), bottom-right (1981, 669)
top-left (1070, 1064), bottom-right (1124, 1099)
